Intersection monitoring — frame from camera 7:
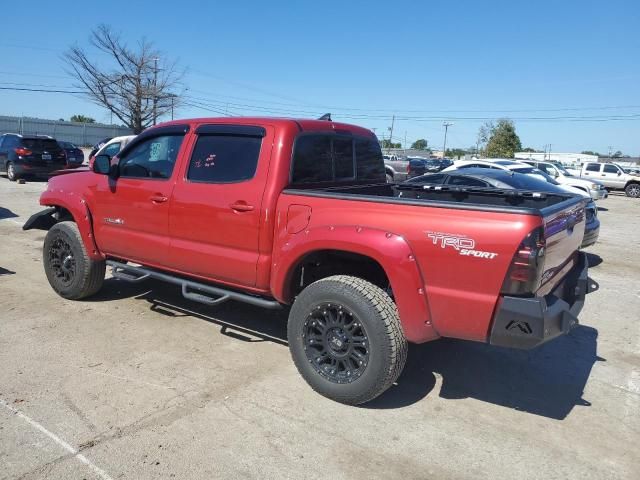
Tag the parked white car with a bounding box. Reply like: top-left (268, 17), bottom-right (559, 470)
top-left (90, 135), bottom-right (137, 166)
top-left (518, 160), bottom-right (607, 200)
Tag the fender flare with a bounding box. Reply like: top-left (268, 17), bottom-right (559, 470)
top-left (271, 225), bottom-right (438, 343)
top-left (39, 192), bottom-right (104, 261)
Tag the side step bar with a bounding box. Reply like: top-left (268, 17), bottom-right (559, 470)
top-left (107, 260), bottom-right (282, 310)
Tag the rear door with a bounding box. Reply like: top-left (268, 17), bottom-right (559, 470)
top-left (168, 124), bottom-right (273, 287)
top-left (90, 128), bottom-right (189, 265)
top-left (582, 162), bottom-right (603, 182)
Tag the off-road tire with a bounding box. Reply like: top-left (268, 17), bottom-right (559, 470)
top-left (625, 183), bottom-right (640, 198)
top-left (43, 221), bottom-right (105, 299)
top-left (288, 275), bottom-right (408, 405)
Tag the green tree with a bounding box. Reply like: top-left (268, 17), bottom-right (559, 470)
top-left (612, 150), bottom-right (623, 158)
top-left (381, 139), bottom-right (401, 149)
top-left (411, 138), bottom-right (428, 150)
top-left (485, 119), bottom-right (522, 158)
top-left (521, 147), bottom-right (540, 153)
top-left (445, 148), bottom-right (467, 159)
top-left (70, 114), bottom-right (96, 123)
top-left (581, 150), bottom-right (601, 156)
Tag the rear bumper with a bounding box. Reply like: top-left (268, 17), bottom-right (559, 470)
top-left (489, 252), bottom-right (595, 349)
top-left (14, 163), bottom-right (66, 176)
top-left (581, 218), bottom-right (600, 248)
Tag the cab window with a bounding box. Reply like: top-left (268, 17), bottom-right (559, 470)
top-left (119, 134), bottom-right (185, 179)
top-left (603, 164), bottom-right (619, 174)
top-left (585, 163), bottom-right (601, 172)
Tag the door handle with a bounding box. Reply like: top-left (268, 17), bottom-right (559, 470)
top-left (150, 194), bottom-right (168, 203)
top-left (230, 202), bottom-right (254, 212)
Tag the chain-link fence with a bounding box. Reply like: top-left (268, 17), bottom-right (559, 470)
top-left (0, 116), bottom-right (133, 147)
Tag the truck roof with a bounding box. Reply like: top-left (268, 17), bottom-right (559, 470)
top-left (154, 117), bottom-right (376, 138)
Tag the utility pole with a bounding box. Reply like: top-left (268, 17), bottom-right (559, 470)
top-left (387, 115), bottom-right (395, 153)
top-left (404, 131), bottom-right (407, 152)
top-left (442, 122), bottom-right (453, 158)
top-left (152, 57), bottom-right (159, 125)
top-left (171, 95), bottom-right (175, 121)
top-left (608, 146), bottom-right (613, 161)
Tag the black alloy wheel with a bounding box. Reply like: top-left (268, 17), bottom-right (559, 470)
top-left (303, 302), bottom-right (369, 384)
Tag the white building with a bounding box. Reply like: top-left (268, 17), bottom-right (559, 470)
top-left (514, 152), bottom-right (598, 166)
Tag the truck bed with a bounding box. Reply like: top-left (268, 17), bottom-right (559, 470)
top-left (285, 182), bottom-right (584, 215)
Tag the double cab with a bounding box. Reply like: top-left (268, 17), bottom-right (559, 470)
top-left (24, 117), bottom-right (594, 404)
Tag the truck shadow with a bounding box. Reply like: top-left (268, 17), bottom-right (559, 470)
top-left (89, 278), bottom-right (289, 346)
top-left (92, 277), bottom-right (600, 419)
top-left (368, 326), bottom-right (601, 419)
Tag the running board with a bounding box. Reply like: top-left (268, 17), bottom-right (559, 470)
top-left (106, 260), bottom-right (282, 310)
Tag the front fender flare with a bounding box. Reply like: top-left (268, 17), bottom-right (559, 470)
top-left (38, 191), bottom-right (104, 261)
top-left (271, 225), bottom-right (438, 343)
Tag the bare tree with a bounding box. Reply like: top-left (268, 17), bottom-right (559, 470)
top-left (64, 25), bottom-right (185, 133)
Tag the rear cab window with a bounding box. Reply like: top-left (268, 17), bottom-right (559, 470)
top-left (585, 163), bottom-right (601, 172)
top-left (290, 134), bottom-right (385, 186)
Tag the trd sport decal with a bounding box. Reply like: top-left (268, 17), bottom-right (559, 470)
top-left (426, 231), bottom-right (498, 259)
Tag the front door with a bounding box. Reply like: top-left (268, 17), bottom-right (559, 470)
top-left (168, 124), bottom-right (272, 287)
top-left (90, 133), bottom-right (188, 266)
top-left (601, 163), bottom-right (625, 188)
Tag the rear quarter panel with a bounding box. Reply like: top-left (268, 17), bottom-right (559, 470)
top-left (273, 193), bottom-right (542, 343)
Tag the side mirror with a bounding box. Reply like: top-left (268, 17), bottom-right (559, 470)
top-left (93, 154), bottom-right (111, 174)
top-left (93, 154), bottom-right (118, 178)
top-left (618, 171), bottom-right (622, 176)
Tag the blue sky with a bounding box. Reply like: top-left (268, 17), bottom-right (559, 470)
top-left (1, 0), bottom-right (638, 154)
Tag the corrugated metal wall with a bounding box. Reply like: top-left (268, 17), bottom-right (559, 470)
top-left (0, 116), bottom-right (133, 146)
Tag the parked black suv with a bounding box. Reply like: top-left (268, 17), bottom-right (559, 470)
top-left (0, 134), bottom-right (71, 181)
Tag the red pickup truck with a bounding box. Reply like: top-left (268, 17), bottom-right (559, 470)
top-left (24, 117), bottom-right (594, 405)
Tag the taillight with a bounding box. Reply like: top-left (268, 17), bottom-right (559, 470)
top-left (501, 227), bottom-right (546, 295)
top-left (14, 147), bottom-right (32, 156)
top-left (407, 163), bottom-right (411, 175)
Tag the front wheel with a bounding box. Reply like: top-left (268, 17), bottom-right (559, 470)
top-left (288, 275), bottom-right (408, 405)
top-left (43, 221), bottom-right (105, 299)
top-left (625, 183), bottom-right (640, 198)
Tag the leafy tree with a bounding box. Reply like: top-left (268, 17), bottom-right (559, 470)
top-left (612, 150), bottom-right (623, 158)
top-left (64, 25), bottom-right (184, 133)
top-left (581, 150), bottom-right (601, 156)
top-left (381, 139), bottom-right (401, 149)
top-left (411, 138), bottom-right (428, 150)
top-left (70, 114), bottom-right (95, 123)
top-left (485, 119), bottom-right (522, 158)
top-left (445, 148), bottom-right (467, 159)
top-left (521, 147), bottom-right (540, 153)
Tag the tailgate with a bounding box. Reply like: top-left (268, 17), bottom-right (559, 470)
top-left (537, 198), bottom-right (587, 295)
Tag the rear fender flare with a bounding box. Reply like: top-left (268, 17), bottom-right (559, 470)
top-left (271, 225), bottom-right (438, 343)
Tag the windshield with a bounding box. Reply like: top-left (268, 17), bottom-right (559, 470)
top-left (528, 168), bottom-right (560, 185)
top-left (555, 163), bottom-right (574, 176)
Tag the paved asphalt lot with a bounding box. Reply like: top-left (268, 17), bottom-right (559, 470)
top-left (0, 176), bottom-right (639, 480)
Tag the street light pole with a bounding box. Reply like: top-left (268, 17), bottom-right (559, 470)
top-left (442, 122), bottom-right (453, 158)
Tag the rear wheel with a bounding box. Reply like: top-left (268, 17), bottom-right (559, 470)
top-left (43, 221), bottom-right (105, 299)
top-left (6, 162), bottom-right (18, 181)
top-left (288, 275), bottom-right (407, 405)
top-left (625, 183), bottom-right (640, 198)
top-left (386, 173), bottom-right (394, 183)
